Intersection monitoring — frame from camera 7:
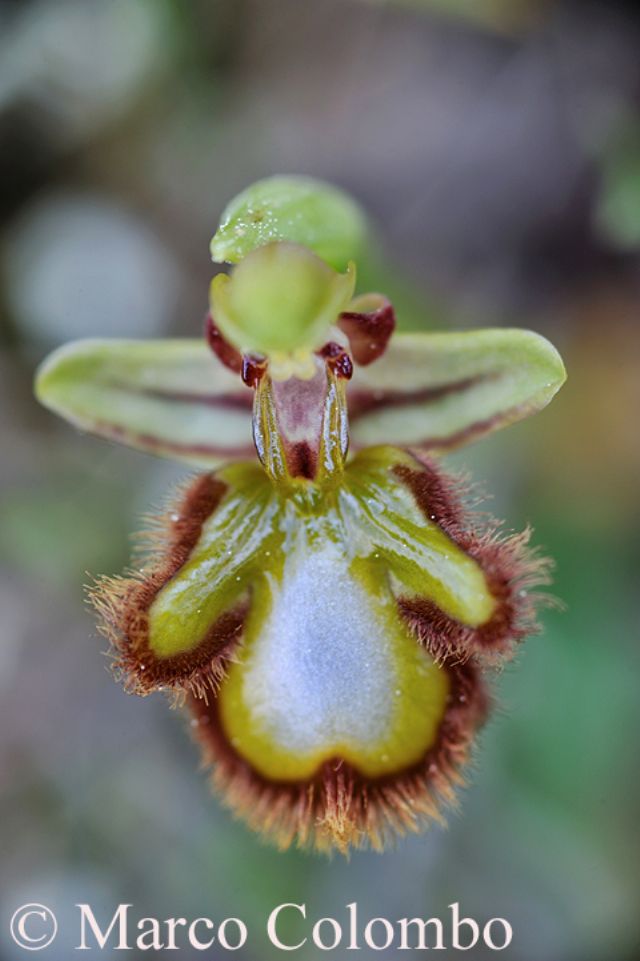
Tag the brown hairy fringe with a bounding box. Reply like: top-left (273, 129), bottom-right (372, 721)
top-left (394, 451), bottom-right (553, 663)
top-left (87, 446), bottom-right (549, 853)
top-left (187, 659), bottom-right (489, 855)
top-left (88, 473), bottom-right (246, 699)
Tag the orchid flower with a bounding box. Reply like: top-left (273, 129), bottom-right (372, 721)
top-left (35, 177), bottom-right (566, 854)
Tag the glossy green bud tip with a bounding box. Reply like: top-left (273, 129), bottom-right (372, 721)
top-left (210, 175), bottom-right (367, 271)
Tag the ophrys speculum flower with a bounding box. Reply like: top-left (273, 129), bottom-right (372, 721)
top-left (35, 176), bottom-right (566, 853)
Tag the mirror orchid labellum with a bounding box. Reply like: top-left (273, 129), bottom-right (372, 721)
top-left (34, 177), bottom-right (566, 854)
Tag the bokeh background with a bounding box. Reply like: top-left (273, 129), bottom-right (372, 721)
top-left (1, 1), bottom-right (639, 959)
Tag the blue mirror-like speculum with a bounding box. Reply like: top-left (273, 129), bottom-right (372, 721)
top-left (35, 178), bottom-right (566, 854)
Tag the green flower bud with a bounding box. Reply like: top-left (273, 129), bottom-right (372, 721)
top-left (210, 175), bottom-right (367, 271)
top-left (209, 242), bottom-right (355, 369)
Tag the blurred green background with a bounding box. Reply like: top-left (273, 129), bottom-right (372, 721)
top-left (1, 1), bottom-right (639, 959)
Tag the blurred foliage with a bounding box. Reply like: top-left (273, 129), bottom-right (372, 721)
top-left (371, 0), bottom-right (555, 34)
top-left (595, 122), bottom-right (640, 250)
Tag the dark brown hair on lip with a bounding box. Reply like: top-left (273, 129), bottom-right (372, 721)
top-left (393, 451), bottom-right (552, 663)
top-left (186, 658), bottom-right (489, 854)
top-left (89, 473), bottom-right (246, 700)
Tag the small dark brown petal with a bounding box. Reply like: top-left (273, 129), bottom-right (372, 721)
top-left (394, 452), bottom-right (552, 662)
top-left (205, 311), bottom-right (244, 375)
top-left (338, 296), bottom-right (396, 366)
top-left (186, 659), bottom-right (488, 854)
top-left (89, 474), bottom-right (245, 698)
